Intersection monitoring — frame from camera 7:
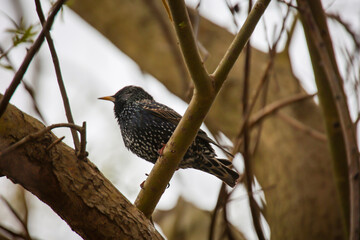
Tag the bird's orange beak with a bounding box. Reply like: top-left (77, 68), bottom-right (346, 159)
top-left (98, 96), bottom-right (115, 102)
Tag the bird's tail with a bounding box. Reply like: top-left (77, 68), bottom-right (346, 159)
top-left (200, 157), bottom-right (240, 187)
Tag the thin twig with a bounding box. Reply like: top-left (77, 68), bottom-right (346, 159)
top-left (241, 0), bottom-right (266, 238)
top-left (0, 123), bottom-right (84, 158)
top-left (213, 0), bottom-right (271, 90)
top-left (0, 196), bottom-right (32, 240)
top-left (249, 93), bottom-right (315, 130)
top-left (277, 111), bottom-right (327, 141)
top-left (34, 0), bottom-right (80, 151)
top-left (233, 60), bottom-right (273, 152)
top-left (0, 45), bottom-right (46, 123)
top-left (229, 184), bottom-right (277, 203)
top-left (166, 0), bottom-right (210, 93)
top-left (144, 0), bottom-right (189, 93)
top-left (234, 93), bottom-right (314, 151)
top-left (46, 136), bottom-right (65, 150)
top-left (0, 224), bottom-right (28, 240)
top-left (208, 184), bottom-right (227, 240)
top-left (222, 196), bottom-right (236, 240)
top-left (327, 13), bottom-right (360, 48)
top-left (77, 121), bottom-right (87, 159)
top-left (251, 66), bottom-right (271, 156)
top-left (0, 0), bottom-right (67, 118)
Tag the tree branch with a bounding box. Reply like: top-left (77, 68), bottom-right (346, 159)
top-left (297, 0), bottom-right (360, 238)
top-left (277, 112), bottom-right (327, 142)
top-left (0, 0), bottom-right (66, 118)
top-left (166, 0), bottom-right (211, 94)
top-left (134, 0), bottom-right (271, 218)
top-left (34, 0), bottom-right (80, 151)
top-left (0, 96), bottom-right (163, 240)
top-left (213, 0), bottom-right (271, 89)
top-left (0, 123), bottom-right (84, 158)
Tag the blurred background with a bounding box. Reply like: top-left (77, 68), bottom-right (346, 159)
top-left (0, 0), bottom-right (359, 239)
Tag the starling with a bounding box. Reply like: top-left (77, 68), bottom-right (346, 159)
top-left (99, 86), bottom-right (239, 187)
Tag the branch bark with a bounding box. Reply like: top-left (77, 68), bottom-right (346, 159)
top-left (134, 0), bottom-right (270, 218)
top-left (0, 95), bottom-right (163, 240)
top-left (298, 0), bottom-right (359, 238)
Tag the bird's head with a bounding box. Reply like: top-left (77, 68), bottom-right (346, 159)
top-left (98, 85), bottom-right (153, 110)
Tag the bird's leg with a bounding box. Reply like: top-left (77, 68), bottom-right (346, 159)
top-left (157, 143), bottom-right (166, 156)
top-left (140, 173), bottom-right (149, 189)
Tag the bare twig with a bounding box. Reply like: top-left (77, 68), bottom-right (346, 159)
top-left (144, 0), bottom-right (189, 93)
top-left (213, 0), bottom-right (271, 90)
top-left (233, 60), bottom-right (273, 152)
top-left (241, 0), bottom-right (266, 238)
top-left (0, 196), bottom-right (32, 240)
top-left (208, 184), bottom-right (228, 240)
top-left (250, 93), bottom-right (315, 128)
top-left (0, 45), bottom-right (46, 123)
top-left (229, 184), bottom-right (276, 202)
top-left (0, 224), bottom-right (28, 240)
top-left (277, 0), bottom-right (298, 9)
top-left (277, 112), bottom-right (327, 141)
top-left (77, 121), bottom-right (87, 159)
top-left (46, 136), bottom-right (65, 150)
top-left (0, 123), bottom-right (84, 158)
top-left (327, 13), bottom-right (360, 48)
top-left (34, 0), bottom-right (80, 151)
top-left (234, 93), bottom-right (315, 151)
top-left (0, 0), bottom-right (67, 118)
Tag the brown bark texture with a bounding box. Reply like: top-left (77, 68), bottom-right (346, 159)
top-left (69, 0), bottom-right (343, 239)
top-left (0, 96), bottom-right (163, 240)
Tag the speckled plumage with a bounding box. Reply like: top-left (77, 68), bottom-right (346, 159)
top-left (100, 86), bottom-right (239, 187)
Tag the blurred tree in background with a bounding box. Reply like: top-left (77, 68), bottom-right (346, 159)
top-left (0, 0), bottom-right (359, 239)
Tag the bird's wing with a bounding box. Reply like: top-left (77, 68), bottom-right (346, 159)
top-left (140, 100), bottom-right (233, 157)
top-left (140, 100), bottom-right (181, 125)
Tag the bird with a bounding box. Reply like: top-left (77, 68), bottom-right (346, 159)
top-left (99, 85), bottom-right (239, 187)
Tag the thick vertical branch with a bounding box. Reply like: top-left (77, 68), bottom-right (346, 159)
top-left (297, 0), bottom-right (359, 239)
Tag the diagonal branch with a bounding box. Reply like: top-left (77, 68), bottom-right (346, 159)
top-left (0, 0), bottom-right (67, 118)
top-left (0, 196), bottom-right (32, 240)
top-left (0, 123), bottom-right (84, 158)
top-left (213, 0), bottom-right (271, 90)
top-left (134, 0), bottom-right (271, 218)
top-left (277, 112), bottom-right (327, 141)
top-left (165, 0), bottom-right (211, 94)
top-left (34, 0), bottom-right (80, 151)
top-left (0, 97), bottom-right (163, 240)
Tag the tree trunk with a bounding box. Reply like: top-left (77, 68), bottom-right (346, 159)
top-left (68, 0), bottom-right (343, 239)
top-left (0, 95), bottom-right (163, 240)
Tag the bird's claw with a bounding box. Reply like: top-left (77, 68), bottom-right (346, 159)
top-left (157, 143), bottom-right (166, 156)
top-left (140, 173), bottom-right (149, 189)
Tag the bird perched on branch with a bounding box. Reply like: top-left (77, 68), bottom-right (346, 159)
top-left (99, 85), bottom-right (239, 187)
